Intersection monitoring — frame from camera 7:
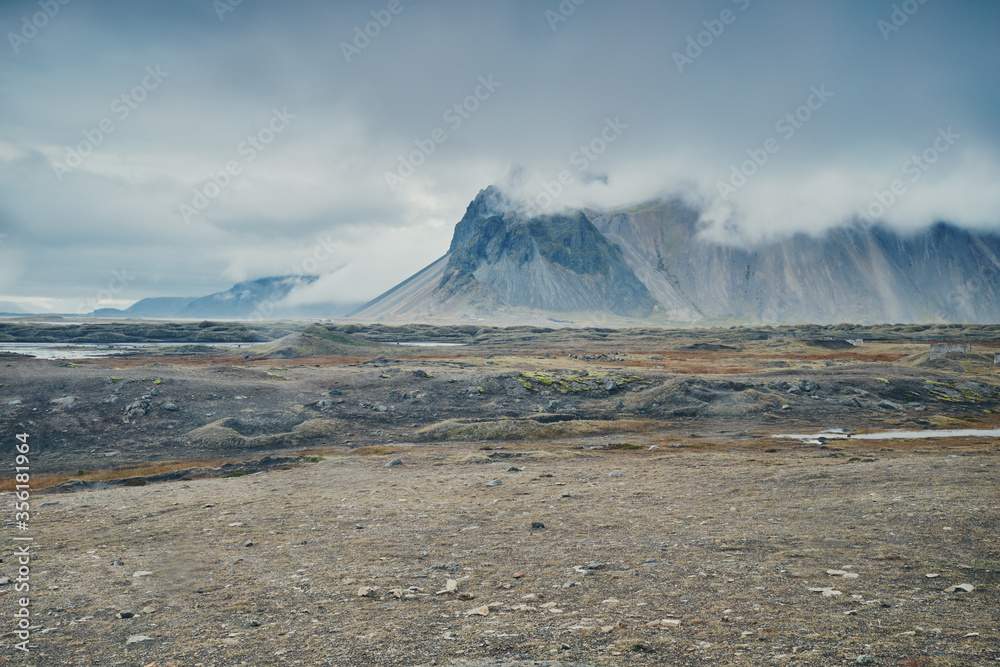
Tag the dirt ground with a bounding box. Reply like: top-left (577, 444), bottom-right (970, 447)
top-left (1, 439), bottom-right (998, 666)
top-left (1, 328), bottom-right (999, 665)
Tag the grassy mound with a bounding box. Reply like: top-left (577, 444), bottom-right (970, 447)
top-left (414, 417), bottom-right (657, 442)
top-left (251, 331), bottom-right (379, 358)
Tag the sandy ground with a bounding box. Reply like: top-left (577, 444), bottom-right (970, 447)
top-left (2, 439), bottom-right (998, 666)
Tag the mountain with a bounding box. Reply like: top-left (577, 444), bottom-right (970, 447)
top-left (0, 301), bottom-right (26, 314)
top-left (90, 276), bottom-right (356, 320)
top-left (92, 297), bottom-right (197, 319)
top-left (352, 186), bottom-right (1000, 324)
top-left (176, 275), bottom-right (319, 318)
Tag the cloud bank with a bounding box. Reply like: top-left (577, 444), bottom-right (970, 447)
top-left (0, 0), bottom-right (998, 311)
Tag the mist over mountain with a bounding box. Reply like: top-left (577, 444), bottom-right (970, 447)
top-left (86, 276), bottom-right (355, 320)
top-left (353, 186), bottom-right (1000, 325)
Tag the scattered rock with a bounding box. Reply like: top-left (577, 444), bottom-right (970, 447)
top-left (530, 522), bottom-right (545, 530)
top-left (356, 586), bottom-right (378, 597)
top-left (126, 635), bottom-right (153, 644)
top-left (132, 571), bottom-right (153, 578)
top-left (945, 583), bottom-right (974, 593)
top-left (609, 471), bottom-right (624, 478)
top-left (465, 605), bottom-right (490, 616)
top-left (808, 587), bottom-right (842, 597)
top-left (857, 656), bottom-right (873, 665)
top-left (244, 540), bottom-right (254, 547)
top-left (926, 573), bottom-right (940, 578)
top-left (486, 479), bottom-right (502, 487)
top-left (116, 611), bottom-right (134, 619)
top-left (385, 458), bottom-right (403, 468)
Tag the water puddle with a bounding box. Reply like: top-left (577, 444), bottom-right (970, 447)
top-left (776, 428), bottom-right (1000, 443)
top-left (0, 342), bottom-right (257, 360)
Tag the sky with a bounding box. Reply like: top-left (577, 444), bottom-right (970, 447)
top-left (1, 0), bottom-right (998, 313)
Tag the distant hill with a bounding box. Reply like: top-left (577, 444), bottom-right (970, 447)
top-left (88, 276), bottom-right (358, 320)
top-left (353, 186), bottom-right (1000, 325)
top-left (0, 301), bottom-right (26, 314)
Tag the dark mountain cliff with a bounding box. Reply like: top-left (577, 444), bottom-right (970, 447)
top-left (353, 187), bottom-right (1000, 325)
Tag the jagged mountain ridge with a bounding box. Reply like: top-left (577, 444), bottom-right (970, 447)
top-left (353, 186), bottom-right (1000, 324)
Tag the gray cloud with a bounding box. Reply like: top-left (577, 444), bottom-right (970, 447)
top-left (1, 0), bottom-right (998, 311)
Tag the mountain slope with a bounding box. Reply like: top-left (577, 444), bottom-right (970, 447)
top-left (354, 187), bottom-right (655, 320)
top-left (592, 201), bottom-right (1000, 324)
top-left (354, 187), bottom-right (1000, 325)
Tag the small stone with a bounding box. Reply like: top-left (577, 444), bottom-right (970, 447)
top-left (249, 620), bottom-right (261, 627)
top-left (111, 560), bottom-right (124, 566)
top-left (132, 571), bottom-right (153, 578)
top-left (126, 635), bottom-right (153, 644)
top-left (856, 656), bottom-right (873, 665)
top-left (944, 583), bottom-right (974, 593)
top-left (506, 466), bottom-right (521, 472)
top-left (443, 631), bottom-right (457, 640)
top-left (513, 572), bottom-right (524, 579)
top-left (808, 587), bottom-right (842, 596)
top-left (116, 611), bottom-right (135, 619)
top-left (0, 577), bottom-right (12, 585)
top-left (465, 605), bottom-right (490, 616)
top-left (356, 586), bottom-right (378, 597)
top-left (417, 550), bottom-right (429, 557)
top-left (244, 540), bottom-right (254, 547)
top-left (486, 479), bottom-right (503, 487)
top-left (648, 445), bottom-right (660, 451)
top-left (609, 471), bottom-right (624, 478)
top-left (926, 573), bottom-right (940, 578)
top-left (385, 458), bottom-right (402, 468)
top-left (530, 522), bottom-right (545, 530)
top-left (141, 606), bottom-right (157, 615)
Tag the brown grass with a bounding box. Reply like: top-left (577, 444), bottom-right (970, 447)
top-left (1, 458), bottom-right (238, 492)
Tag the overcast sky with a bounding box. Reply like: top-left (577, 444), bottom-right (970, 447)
top-left (1, 0), bottom-right (998, 313)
